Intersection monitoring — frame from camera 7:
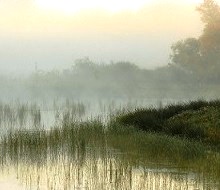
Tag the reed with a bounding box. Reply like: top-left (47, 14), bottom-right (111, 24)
top-left (0, 99), bottom-right (219, 189)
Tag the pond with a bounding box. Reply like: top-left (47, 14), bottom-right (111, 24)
top-left (0, 99), bottom-right (219, 190)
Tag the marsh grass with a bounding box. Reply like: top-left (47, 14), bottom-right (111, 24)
top-left (0, 102), bottom-right (40, 131)
top-left (0, 99), bottom-right (219, 189)
top-left (108, 123), bottom-right (205, 161)
top-left (1, 121), bottom-right (220, 189)
top-left (1, 119), bottom-right (219, 180)
top-left (0, 100), bottom-right (91, 132)
top-left (117, 99), bottom-right (220, 147)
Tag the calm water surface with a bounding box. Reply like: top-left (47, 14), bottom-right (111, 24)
top-left (0, 99), bottom-right (219, 190)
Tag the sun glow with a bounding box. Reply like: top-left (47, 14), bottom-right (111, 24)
top-left (34, 0), bottom-right (151, 14)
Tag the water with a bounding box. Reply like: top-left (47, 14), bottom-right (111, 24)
top-left (0, 99), bottom-right (162, 131)
top-left (0, 99), bottom-right (219, 190)
top-left (0, 147), bottom-right (218, 190)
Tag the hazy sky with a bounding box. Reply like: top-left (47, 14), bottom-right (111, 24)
top-left (0, 0), bottom-right (218, 74)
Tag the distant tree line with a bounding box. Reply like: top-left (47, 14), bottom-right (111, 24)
top-left (0, 57), bottom-right (219, 101)
top-left (19, 57), bottom-right (218, 100)
top-left (0, 0), bottom-right (220, 101)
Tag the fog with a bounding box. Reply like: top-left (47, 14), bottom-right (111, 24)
top-left (0, 1), bottom-right (203, 75)
top-left (0, 0), bottom-right (220, 102)
top-left (0, 2), bottom-right (219, 190)
top-left (0, 35), bottom-right (171, 74)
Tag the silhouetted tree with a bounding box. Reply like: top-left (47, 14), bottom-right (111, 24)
top-left (170, 38), bottom-right (202, 73)
top-left (170, 0), bottom-right (220, 79)
top-left (197, 0), bottom-right (220, 73)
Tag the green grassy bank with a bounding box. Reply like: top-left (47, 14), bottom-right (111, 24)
top-left (117, 100), bottom-right (220, 148)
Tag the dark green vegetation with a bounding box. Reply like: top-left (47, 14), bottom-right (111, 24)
top-left (117, 100), bottom-right (220, 148)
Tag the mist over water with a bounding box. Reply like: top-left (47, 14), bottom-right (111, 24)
top-left (0, 0), bottom-right (220, 189)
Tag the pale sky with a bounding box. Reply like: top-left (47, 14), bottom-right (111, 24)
top-left (0, 0), bottom-right (218, 75)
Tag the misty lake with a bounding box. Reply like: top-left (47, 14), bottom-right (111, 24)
top-left (0, 99), bottom-right (219, 190)
top-left (1, 0), bottom-right (220, 189)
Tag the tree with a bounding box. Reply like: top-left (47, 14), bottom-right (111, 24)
top-left (197, 0), bottom-right (220, 26)
top-left (170, 0), bottom-right (220, 77)
top-left (197, 0), bottom-right (220, 70)
top-left (170, 38), bottom-right (202, 73)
